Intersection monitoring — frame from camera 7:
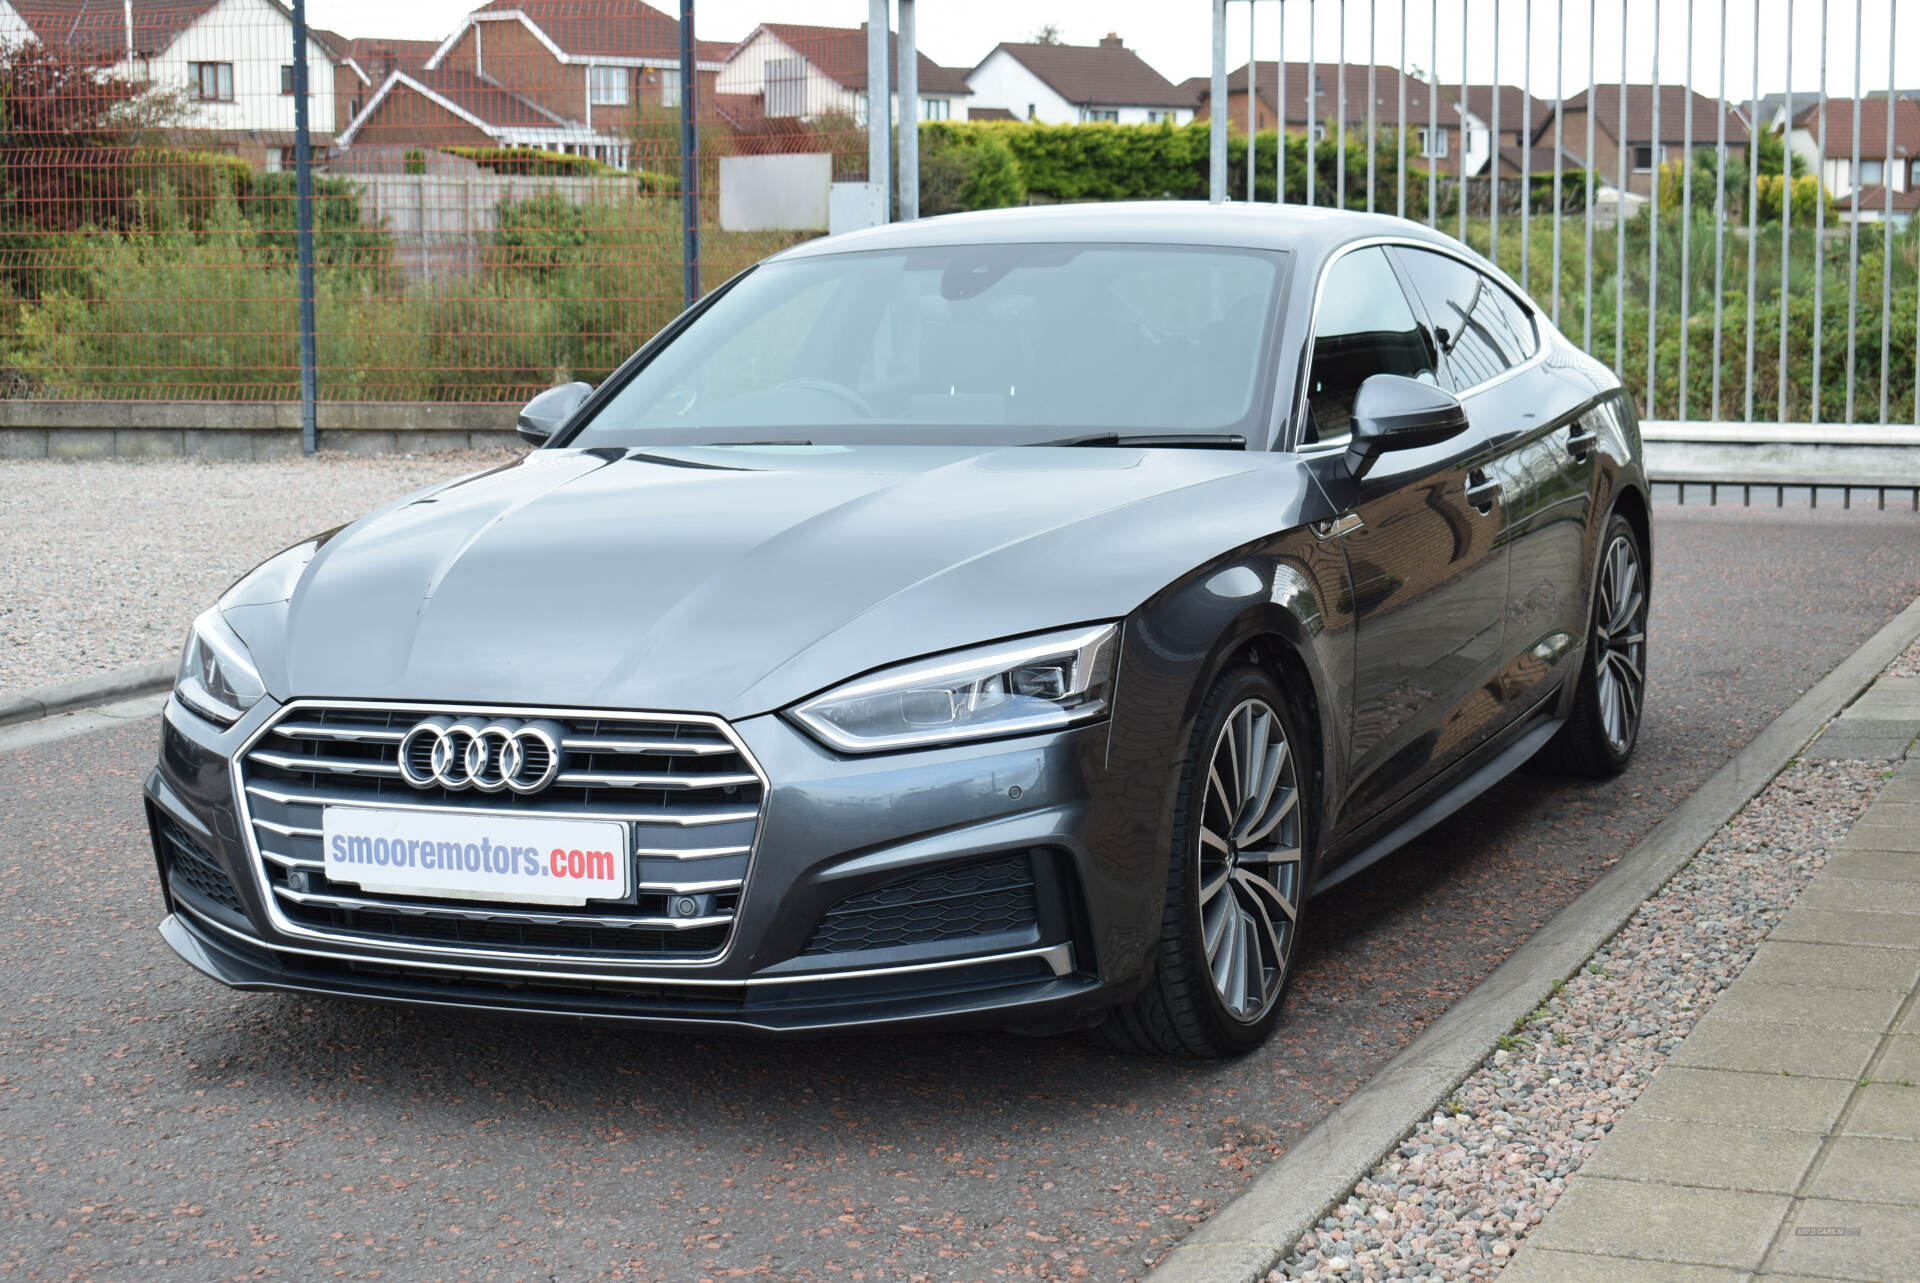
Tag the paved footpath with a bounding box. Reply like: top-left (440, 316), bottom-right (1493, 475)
top-left (1504, 675), bottom-right (1920, 1283)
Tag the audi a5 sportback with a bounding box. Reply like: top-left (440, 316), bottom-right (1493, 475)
top-left (147, 203), bottom-right (1650, 1057)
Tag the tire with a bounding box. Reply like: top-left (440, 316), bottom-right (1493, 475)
top-left (1094, 664), bottom-right (1312, 1058)
top-left (1534, 511), bottom-right (1648, 777)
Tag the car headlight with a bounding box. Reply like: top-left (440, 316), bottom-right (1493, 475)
top-left (790, 623), bottom-right (1119, 753)
top-left (175, 608), bottom-right (266, 727)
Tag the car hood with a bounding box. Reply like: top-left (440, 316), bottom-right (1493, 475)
top-left (242, 444), bottom-right (1315, 720)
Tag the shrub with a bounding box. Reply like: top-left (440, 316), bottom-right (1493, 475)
top-left (443, 145), bottom-right (621, 177)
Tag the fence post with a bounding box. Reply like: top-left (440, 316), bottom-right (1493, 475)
top-left (1209, 0), bottom-right (1227, 202)
top-left (678, 0), bottom-right (700, 310)
top-left (867, 0), bottom-right (891, 219)
top-left (896, 0), bottom-right (918, 220)
top-left (290, 0), bottom-right (318, 452)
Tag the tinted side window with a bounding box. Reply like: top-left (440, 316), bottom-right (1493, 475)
top-left (1303, 247), bottom-right (1438, 445)
top-left (1396, 248), bottom-right (1537, 391)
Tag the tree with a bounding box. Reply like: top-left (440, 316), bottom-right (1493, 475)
top-left (0, 38), bottom-right (178, 233)
top-left (1029, 24), bottom-right (1064, 45)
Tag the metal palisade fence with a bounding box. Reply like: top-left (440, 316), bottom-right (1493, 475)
top-left (0, 0), bottom-right (1915, 432)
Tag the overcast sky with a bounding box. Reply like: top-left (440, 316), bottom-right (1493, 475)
top-left (304, 1), bottom-right (1920, 101)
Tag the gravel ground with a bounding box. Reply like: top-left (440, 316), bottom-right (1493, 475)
top-left (1888, 635), bottom-right (1920, 679)
top-left (1266, 750), bottom-right (1897, 1282)
top-left (0, 453), bottom-right (514, 691)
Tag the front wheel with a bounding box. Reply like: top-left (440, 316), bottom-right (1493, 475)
top-left (1095, 665), bottom-right (1311, 1057)
top-left (1536, 512), bottom-right (1648, 776)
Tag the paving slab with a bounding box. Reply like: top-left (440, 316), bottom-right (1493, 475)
top-left (1795, 877), bottom-right (1920, 914)
top-left (1770, 907), bottom-right (1920, 950)
top-left (1578, 1115), bottom-right (1822, 1193)
top-left (1839, 1083), bottom-right (1920, 1141)
top-left (1523, 1176), bottom-right (1788, 1270)
top-left (1819, 849), bottom-right (1920, 883)
top-left (1668, 1021), bottom-right (1882, 1080)
top-left (1765, 1198), bottom-right (1920, 1281)
top-left (1871, 1034), bottom-right (1920, 1083)
top-left (1499, 1246), bottom-right (1751, 1283)
top-left (1801, 1134), bottom-right (1920, 1204)
top-left (1738, 940), bottom-right (1920, 992)
top-left (1629, 1066), bottom-right (1855, 1133)
top-left (1692, 982), bottom-right (1906, 1033)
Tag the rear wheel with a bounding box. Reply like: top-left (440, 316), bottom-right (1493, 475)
top-left (1536, 512), bottom-right (1648, 777)
top-left (1095, 665), bottom-right (1310, 1057)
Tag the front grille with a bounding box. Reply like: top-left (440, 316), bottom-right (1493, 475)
top-left (158, 816), bottom-right (245, 919)
top-left (802, 853), bottom-right (1040, 955)
top-left (236, 702), bottom-right (766, 962)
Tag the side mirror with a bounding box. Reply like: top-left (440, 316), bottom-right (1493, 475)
top-left (1344, 374), bottom-right (1470, 481)
top-left (517, 381), bottom-right (592, 446)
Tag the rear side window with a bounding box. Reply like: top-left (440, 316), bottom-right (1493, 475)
top-left (1302, 246), bottom-right (1438, 445)
top-left (1395, 247), bottom-right (1537, 392)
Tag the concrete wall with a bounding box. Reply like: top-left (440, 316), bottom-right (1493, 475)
top-left (0, 402), bottom-right (520, 459)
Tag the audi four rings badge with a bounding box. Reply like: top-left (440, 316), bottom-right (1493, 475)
top-left (398, 718), bottom-right (566, 794)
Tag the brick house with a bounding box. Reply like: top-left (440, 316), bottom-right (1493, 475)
top-left (1543, 84), bottom-right (1750, 196)
top-left (715, 23), bottom-right (972, 124)
top-left (1787, 96), bottom-right (1920, 200)
top-left (338, 0), bottom-right (728, 168)
top-left (1190, 62), bottom-right (1481, 171)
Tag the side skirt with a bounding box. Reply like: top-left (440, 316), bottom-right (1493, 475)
top-left (1309, 711), bottom-right (1566, 896)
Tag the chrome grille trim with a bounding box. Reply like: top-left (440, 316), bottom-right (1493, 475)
top-left (249, 749), bottom-right (404, 778)
top-left (269, 884), bottom-right (732, 931)
top-left (232, 699), bottom-right (770, 971)
top-left (242, 781), bottom-right (759, 827)
top-left (271, 722), bottom-right (406, 743)
top-left (179, 901), bottom-right (1074, 990)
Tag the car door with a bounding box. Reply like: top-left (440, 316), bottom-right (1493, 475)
top-left (1393, 247), bottom-right (1595, 726)
top-left (1293, 245), bottom-right (1514, 835)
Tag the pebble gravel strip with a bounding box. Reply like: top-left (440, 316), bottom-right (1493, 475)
top-left (0, 452), bottom-right (514, 691)
top-left (1266, 748), bottom-right (1895, 1282)
top-left (1888, 635), bottom-right (1920, 678)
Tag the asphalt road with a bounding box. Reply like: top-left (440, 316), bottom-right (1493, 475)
top-left (5, 501), bottom-right (1919, 1283)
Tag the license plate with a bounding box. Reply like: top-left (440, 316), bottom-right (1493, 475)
top-left (320, 806), bottom-right (631, 907)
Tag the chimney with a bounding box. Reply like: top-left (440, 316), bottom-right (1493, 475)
top-left (1098, 33), bottom-right (1124, 50)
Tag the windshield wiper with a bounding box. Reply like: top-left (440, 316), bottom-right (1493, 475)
top-left (707, 438), bottom-right (814, 446)
top-left (1033, 433), bottom-right (1248, 449)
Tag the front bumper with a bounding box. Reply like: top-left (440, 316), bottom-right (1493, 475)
top-left (146, 692), bottom-right (1169, 1035)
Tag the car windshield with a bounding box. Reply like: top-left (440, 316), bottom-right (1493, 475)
top-left (568, 242), bottom-right (1287, 448)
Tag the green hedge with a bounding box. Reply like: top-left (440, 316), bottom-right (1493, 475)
top-left (443, 146), bottom-right (621, 177)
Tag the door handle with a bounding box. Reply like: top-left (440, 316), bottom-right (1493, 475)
top-left (1465, 470), bottom-right (1500, 515)
top-left (1566, 426), bottom-right (1598, 459)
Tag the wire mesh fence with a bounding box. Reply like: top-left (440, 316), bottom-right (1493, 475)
top-left (0, 1), bottom-right (870, 404)
top-left (0, 0), bottom-right (1915, 427)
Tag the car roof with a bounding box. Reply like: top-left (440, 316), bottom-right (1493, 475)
top-left (770, 200), bottom-right (1469, 264)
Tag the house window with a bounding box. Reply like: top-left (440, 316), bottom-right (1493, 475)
top-left (1857, 158), bottom-right (1884, 186)
top-left (1146, 110), bottom-right (1172, 124)
top-left (589, 66), bottom-right (628, 107)
top-left (658, 67), bottom-right (682, 109)
top-left (920, 97), bottom-right (949, 121)
top-left (1313, 73), bottom-right (1325, 96)
top-left (767, 56), bottom-right (807, 118)
top-left (191, 62), bottom-right (234, 102)
top-left (280, 64), bottom-right (295, 95)
top-left (1632, 143), bottom-right (1665, 172)
top-left (1027, 102), bottom-right (1036, 119)
top-left (1082, 108), bottom-right (1119, 123)
top-left (1419, 127), bottom-right (1448, 158)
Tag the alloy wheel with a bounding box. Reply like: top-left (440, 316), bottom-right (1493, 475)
top-left (1593, 533), bottom-right (1647, 755)
top-left (1197, 698), bottom-right (1303, 1023)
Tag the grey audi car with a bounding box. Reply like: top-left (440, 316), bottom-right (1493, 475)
top-left (147, 203), bottom-right (1649, 1057)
